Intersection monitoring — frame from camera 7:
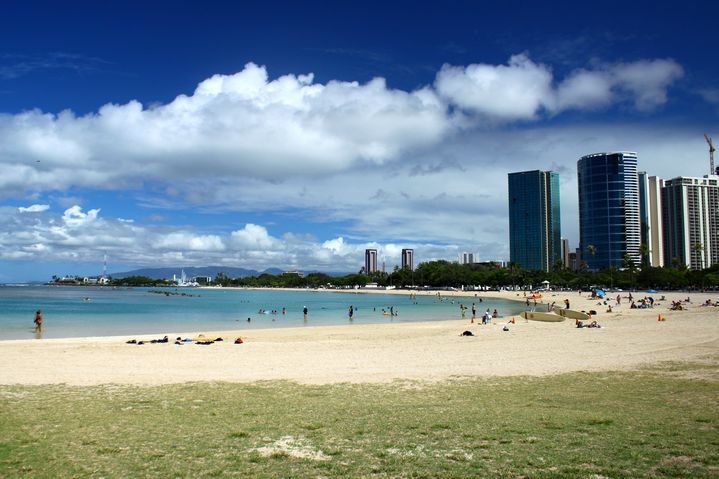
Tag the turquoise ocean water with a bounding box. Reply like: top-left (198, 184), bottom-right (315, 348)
top-left (0, 286), bottom-right (524, 340)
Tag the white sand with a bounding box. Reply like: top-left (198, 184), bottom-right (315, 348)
top-left (0, 290), bottom-right (717, 386)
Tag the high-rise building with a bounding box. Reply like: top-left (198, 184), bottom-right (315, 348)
top-left (577, 152), bottom-right (640, 270)
top-left (508, 170), bottom-right (561, 272)
top-left (638, 172), bottom-right (665, 266)
top-left (460, 252), bottom-right (476, 265)
top-left (561, 238), bottom-right (570, 268)
top-left (364, 249), bottom-right (378, 274)
top-left (661, 175), bottom-right (719, 269)
top-left (401, 248), bottom-right (414, 271)
top-left (574, 247), bottom-right (582, 271)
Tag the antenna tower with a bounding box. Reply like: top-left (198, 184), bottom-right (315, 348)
top-left (705, 133), bottom-right (715, 175)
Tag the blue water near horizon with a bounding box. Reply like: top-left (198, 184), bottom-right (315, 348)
top-left (0, 286), bottom-right (524, 340)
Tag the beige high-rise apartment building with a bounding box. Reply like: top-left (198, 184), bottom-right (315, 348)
top-left (662, 175), bottom-right (719, 269)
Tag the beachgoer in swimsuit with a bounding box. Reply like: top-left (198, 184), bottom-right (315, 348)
top-left (34, 310), bottom-right (43, 333)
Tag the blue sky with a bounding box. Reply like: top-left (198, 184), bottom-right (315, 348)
top-left (1, 1), bottom-right (717, 281)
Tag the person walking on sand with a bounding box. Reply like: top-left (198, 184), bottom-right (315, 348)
top-left (34, 310), bottom-right (43, 333)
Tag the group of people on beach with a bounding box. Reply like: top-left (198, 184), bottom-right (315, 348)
top-left (126, 335), bottom-right (244, 346)
top-left (467, 302), bottom-right (498, 325)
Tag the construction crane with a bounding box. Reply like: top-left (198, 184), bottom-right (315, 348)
top-left (705, 133), bottom-right (715, 175)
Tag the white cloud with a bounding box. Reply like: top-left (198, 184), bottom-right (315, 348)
top-left (18, 204), bottom-right (49, 213)
top-left (155, 233), bottom-right (225, 252)
top-left (230, 224), bottom-right (275, 250)
top-left (436, 55), bottom-right (683, 118)
top-left (0, 56), bottom-right (685, 197)
top-left (611, 59), bottom-right (684, 110)
top-left (436, 54), bottom-right (554, 119)
top-left (62, 205), bottom-right (100, 227)
top-left (555, 70), bottom-right (613, 110)
top-left (0, 63), bottom-right (449, 194)
top-left (0, 205), bottom-right (464, 272)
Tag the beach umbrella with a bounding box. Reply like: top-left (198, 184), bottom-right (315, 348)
top-left (647, 289), bottom-right (657, 293)
top-left (594, 289), bottom-right (606, 298)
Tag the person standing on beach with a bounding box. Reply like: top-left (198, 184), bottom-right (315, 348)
top-left (34, 310), bottom-right (43, 333)
top-left (564, 298), bottom-right (570, 309)
top-left (471, 303), bottom-right (477, 322)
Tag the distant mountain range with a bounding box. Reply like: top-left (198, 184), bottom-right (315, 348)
top-left (109, 266), bottom-right (350, 280)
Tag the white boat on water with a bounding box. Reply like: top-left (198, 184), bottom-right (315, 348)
top-left (176, 270), bottom-right (199, 287)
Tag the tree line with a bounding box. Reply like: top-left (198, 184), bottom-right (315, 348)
top-left (207, 261), bottom-right (719, 290)
top-left (54, 261), bottom-right (719, 289)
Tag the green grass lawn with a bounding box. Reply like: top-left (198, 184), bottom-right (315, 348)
top-left (1, 363), bottom-right (717, 478)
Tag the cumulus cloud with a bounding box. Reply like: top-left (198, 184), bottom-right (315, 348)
top-left (230, 224), bottom-right (275, 250)
top-left (0, 56), bottom-right (685, 197)
top-left (435, 54), bottom-right (554, 120)
top-left (0, 63), bottom-right (449, 194)
top-left (0, 205), bottom-right (461, 272)
top-left (436, 55), bottom-right (683, 118)
top-left (62, 205), bottom-right (100, 227)
top-left (18, 204), bottom-right (49, 213)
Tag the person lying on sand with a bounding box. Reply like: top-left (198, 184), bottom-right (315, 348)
top-left (577, 320), bottom-right (601, 328)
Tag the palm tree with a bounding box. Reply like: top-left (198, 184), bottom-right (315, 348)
top-left (507, 262), bottom-right (520, 290)
top-left (639, 243), bottom-right (650, 269)
top-left (623, 253), bottom-right (637, 289)
top-left (586, 244), bottom-right (596, 271)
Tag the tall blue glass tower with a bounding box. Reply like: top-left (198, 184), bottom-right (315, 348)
top-left (508, 170), bottom-right (561, 271)
top-left (577, 152), bottom-right (641, 270)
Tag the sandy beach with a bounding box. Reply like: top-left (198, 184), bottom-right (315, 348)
top-left (1, 290), bottom-right (717, 386)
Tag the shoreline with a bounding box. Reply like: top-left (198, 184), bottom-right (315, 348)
top-left (1, 286), bottom-right (527, 342)
top-left (0, 290), bottom-right (717, 386)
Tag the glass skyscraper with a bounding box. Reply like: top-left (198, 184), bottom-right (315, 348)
top-left (577, 152), bottom-right (641, 270)
top-left (508, 170), bottom-right (561, 271)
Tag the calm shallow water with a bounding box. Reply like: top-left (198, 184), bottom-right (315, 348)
top-left (0, 286), bottom-right (524, 340)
